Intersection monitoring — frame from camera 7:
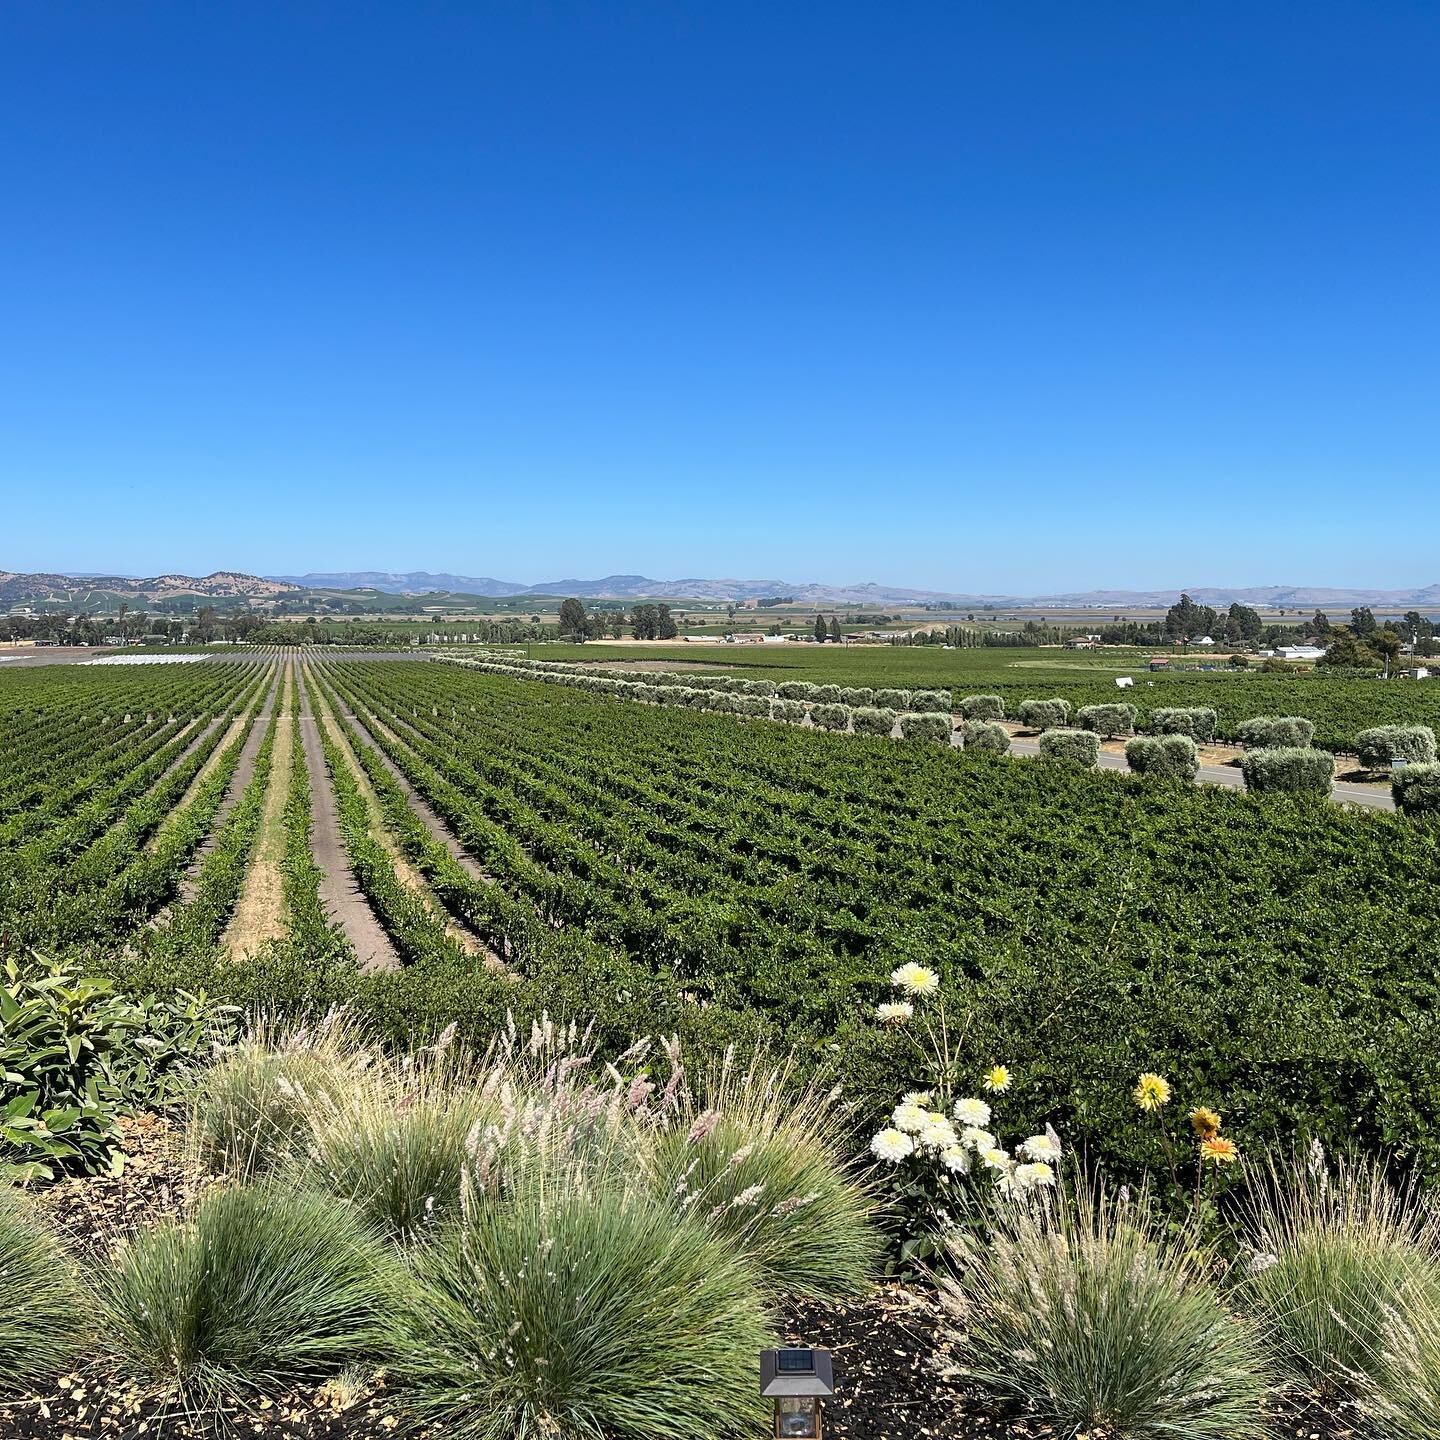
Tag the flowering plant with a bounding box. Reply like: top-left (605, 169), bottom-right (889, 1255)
top-left (868, 964), bottom-right (1061, 1272)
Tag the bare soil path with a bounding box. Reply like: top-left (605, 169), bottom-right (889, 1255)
top-left (224, 665), bottom-right (295, 956)
top-left (313, 673), bottom-right (506, 967)
top-left (296, 677), bottom-right (401, 973)
top-left (171, 663), bottom-right (282, 906)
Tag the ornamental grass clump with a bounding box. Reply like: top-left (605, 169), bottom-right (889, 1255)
top-left (938, 1181), bottom-right (1270, 1440)
top-left (959, 719), bottom-right (1010, 753)
top-left (98, 1183), bottom-right (396, 1404)
top-left (1038, 728), bottom-right (1100, 767)
top-left (387, 1182), bottom-right (769, 1440)
top-left (1126, 733), bottom-right (1199, 781)
top-left (189, 1012), bottom-right (370, 1182)
top-left (1241, 746), bottom-right (1334, 795)
top-left (0, 1188), bottom-right (86, 1390)
top-left (1235, 1149), bottom-right (1440, 1399)
top-left (650, 1056), bottom-right (878, 1299)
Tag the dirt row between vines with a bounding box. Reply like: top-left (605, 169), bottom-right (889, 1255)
top-left (223, 665), bottom-right (295, 957)
top-left (312, 672), bottom-right (507, 972)
top-left (295, 675), bottom-right (401, 973)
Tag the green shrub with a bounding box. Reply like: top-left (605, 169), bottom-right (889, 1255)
top-left (1393, 763), bottom-right (1440, 816)
top-left (1236, 1153), bottom-right (1440, 1398)
top-left (939, 1183), bottom-right (1269, 1440)
top-left (873, 688), bottom-right (911, 709)
top-left (388, 1186), bottom-right (769, 1440)
top-left (810, 703), bottom-right (851, 732)
top-left (770, 698), bottom-right (806, 723)
top-left (1075, 703), bottom-right (1137, 738)
top-left (838, 687), bottom-right (874, 707)
top-left (1125, 734), bottom-right (1199, 781)
top-left (899, 712), bottom-right (952, 744)
top-left (910, 689), bottom-right (952, 712)
top-left (958, 694), bottom-right (1005, 720)
top-left (1355, 725), bottom-right (1437, 770)
top-left (0, 1189), bottom-right (86, 1389)
top-left (850, 706), bottom-right (897, 737)
top-left (1, 953), bottom-right (228, 1182)
top-left (1039, 728), bottom-right (1100, 767)
top-left (99, 1183), bottom-right (396, 1404)
top-left (960, 720), bottom-right (1010, 753)
top-left (1241, 746), bottom-right (1334, 795)
top-left (1147, 706), bottom-right (1218, 743)
top-left (1237, 715), bottom-right (1316, 749)
top-left (1017, 698), bottom-right (1071, 731)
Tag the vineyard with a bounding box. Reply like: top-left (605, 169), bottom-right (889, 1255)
top-left (5, 651), bottom-right (1437, 1192)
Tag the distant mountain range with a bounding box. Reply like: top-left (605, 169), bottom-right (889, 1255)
top-left (269, 571), bottom-right (1440, 609)
top-left (6, 568), bottom-right (1440, 611)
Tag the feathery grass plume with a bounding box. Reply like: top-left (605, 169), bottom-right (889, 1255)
top-left (188, 1010), bottom-right (372, 1181)
top-left (0, 1188), bottom-right (86, 1390)
top-left (938, 1177), bottom-right (1270, 1440)
top-left (650, 1054), bottom-right (879, 1299)
top-left (98, 1182), bottom-right (397, 1405)
top-left (1235, 1149), bottom-right (1440, 1397)
top-left (1369, 1279), bottom-right (1440, 1439)
top-left (388, 1181), bottom-right (769, 1440)
top-left (300, 1044), bottom-right (497, 1245)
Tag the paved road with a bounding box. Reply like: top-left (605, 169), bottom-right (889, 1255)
top-left (1004, 734), bottom-right (1394, 810)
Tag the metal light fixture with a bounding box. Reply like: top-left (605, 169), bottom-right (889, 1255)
top-left (760, 1346), bottom-right (834, 1439)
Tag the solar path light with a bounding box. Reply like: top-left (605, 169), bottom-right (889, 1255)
top-left (760, 1346), bottom-right (834, 1438)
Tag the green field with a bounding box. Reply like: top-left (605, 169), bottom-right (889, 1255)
top-left (7, 653), bottom-right (1438, 1192)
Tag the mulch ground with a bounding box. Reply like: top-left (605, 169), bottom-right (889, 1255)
top-left (9, 1115), bottom-right (1366, 1440)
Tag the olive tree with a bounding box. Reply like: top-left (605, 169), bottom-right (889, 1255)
top-left (873, 688), bottom-right (911, 710)
top-left (770, 698), bottom-right (807, 723)
top-left (1236, 716), bottom-right (1316, 749)
top-left (1354, 725), bottom-right (1437, 771)
top-left (1240, 746), bottom-right (1333, 794)
top-left (1038, 728), bottom-right (1099, 767)
top-left (1075, 703), bottom-right (1138, 738)
top-left (1125, 734), bottom-right (1199, 781)
top-left (1017, 698), bottom-right (1072, 731)
top-left (1392, 763), bottom-right (1440, 816)
top-left (850, 706), bottom-right (897, 737)
top-left (810, 703), bottom-right (851, 732)
top-left (899, 712), bottom-right (953, 744)
top-left (1147, 707), bottom-right (1217, 744)
top-left (910, 689), bottom-right (953, 712)
top-left (960, 720), bottom-right (1010, 753)
top-left (957, 695), bottom-right (1005, 721)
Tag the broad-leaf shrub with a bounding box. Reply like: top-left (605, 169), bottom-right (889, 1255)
top-left (1, 953), bottom-right (228, 1182)
top-left (1126, 734), bottom-right (1199, 781)
top-left (1392, 763), bottom-right (1440, 816)
top-left (850, 706), bottom-right (897, 737)
top-left (1237, 715), bottom-right (1316, 749)
top-left (1148, 706), bottom-right (1217, 742)
top-left (0, 1188), bottom-right (86, 1389)
top-left (959, 719), bottom-right (1010, 753)
top-left (1241, 746), bottom-right (1334, 795)
top-left (899, 712), bottom-right (952, 743)
top-left (1075, 702), bottom-right (1137, 737)
top-left (957, 694), bottom-right (1004, 720)
top-left (1355, 725), bottom-right (1437, 770)
top-left (1038, 728), bottom-right (1100, 767)
top-left (1017, 697), bottom-right (1071, 730)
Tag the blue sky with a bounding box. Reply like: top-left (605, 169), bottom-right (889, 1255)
top-left (2, 2), bottom-right (1436, 592)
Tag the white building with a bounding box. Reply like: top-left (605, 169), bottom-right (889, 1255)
top-left (1277, 645), bottom-right (1326, 661)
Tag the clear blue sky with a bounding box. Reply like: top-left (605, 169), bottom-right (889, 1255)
top-left (2, 2), bottom-right (1436, 593)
